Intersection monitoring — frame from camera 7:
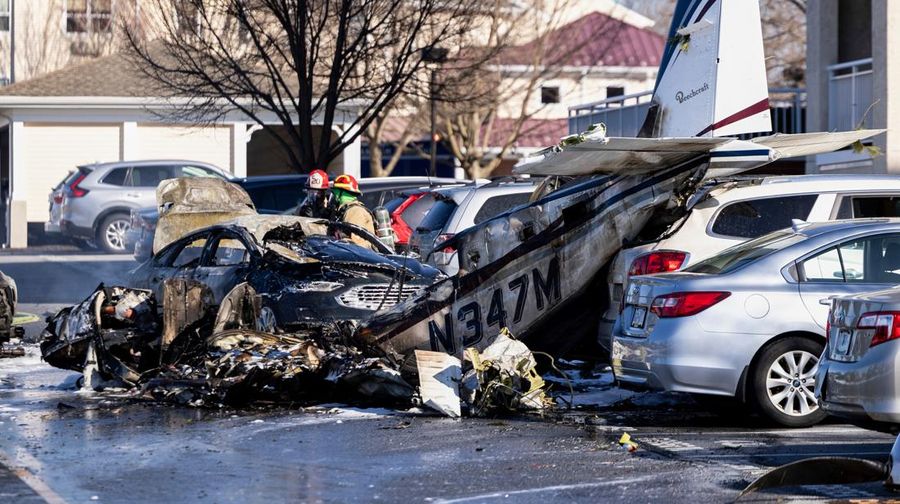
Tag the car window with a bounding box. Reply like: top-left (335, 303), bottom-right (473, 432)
top-left (710, 195), bottom-right (817, 239)
top-left (171, 238), bottom-right (207, 268)
top-left (131, 165), bottom-right (173, 188)
top-left (836, 195), bottom-right (900, 219)
top-left (243, 186), bottom-right (277, 212)
top-left (271, 184), bottom-right (306, 212)
top-left (176, 165), bottom-right (223, 178)
top-left (801, 247), bottom-right (844, 282)
top-left (384, 196), bottom-right (408, 214)
top-left (473, 192), bottom-right (532, 224)
top-left (800, 234), bottom-right (900, 283)
top-left (416, 199), bottom-right (458, 232)
top-left (210, 237), bottom-right (249, 266)
top-left (101, 168), bottom-right (129, 186)
top-left (402, 194), bottom-right (439, 230)
top-left (685, 231), bottom-right (806, 275)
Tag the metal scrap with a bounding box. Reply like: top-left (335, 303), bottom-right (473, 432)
top-left (39, 285), bottom-right (553, 415)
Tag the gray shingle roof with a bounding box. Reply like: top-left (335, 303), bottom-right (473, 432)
top-left (0, 51), bottom-right (157, 97)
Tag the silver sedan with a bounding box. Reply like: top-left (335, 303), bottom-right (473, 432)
top-left (816, 286), bottom-right (900, 428)
top-left (612, 219), bottom-right (900, 427)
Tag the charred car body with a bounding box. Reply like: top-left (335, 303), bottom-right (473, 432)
top-left (130, 214), bottom-right (443, 330)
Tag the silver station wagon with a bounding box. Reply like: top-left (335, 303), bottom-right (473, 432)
top-left (613, 219), bottom-right (900, 427)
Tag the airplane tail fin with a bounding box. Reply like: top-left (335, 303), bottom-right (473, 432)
top-left (639, 0), bottom-right (770, 138)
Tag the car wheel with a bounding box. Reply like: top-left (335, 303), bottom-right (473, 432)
top-left (97, 213), bottom-right (131, 254)
top-left (751, 336), bottom-right (826, 428)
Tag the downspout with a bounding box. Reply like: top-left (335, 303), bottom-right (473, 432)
top-left (9, 0), bottom-right (13, 84)
top-left (0, 111), bottom-right (11, 248)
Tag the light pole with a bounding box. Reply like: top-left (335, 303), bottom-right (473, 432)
top-left (421, 46), bottom-right (448, 178)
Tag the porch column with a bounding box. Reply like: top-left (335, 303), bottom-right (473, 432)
top-left (230, 122), bottom-right (247, 177)
top-left (8, 120), bottom-right (26, 248)
top-left (872, 0), bottom-right (900, 173)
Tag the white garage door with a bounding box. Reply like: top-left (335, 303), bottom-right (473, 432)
top-left (136, 125), bottom-right (232, 173)
top-left (22, 123), bottom-right (121, 222)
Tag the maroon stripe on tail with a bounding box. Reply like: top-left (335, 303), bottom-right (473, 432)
top-left (695, 98), bottom-right (769, 137)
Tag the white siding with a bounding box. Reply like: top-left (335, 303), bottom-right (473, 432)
top-left (22, 123), bottom-right (120, 222)
top-left (135, 125), bottom-right (232, 173)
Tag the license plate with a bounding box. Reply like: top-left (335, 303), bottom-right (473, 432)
top-left (834, 329), bottom-right (852, 355)
top-left (630, 306), bottom-right (647, 329)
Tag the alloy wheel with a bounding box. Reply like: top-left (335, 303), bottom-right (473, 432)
top-left (765, 350), bottom-right (819, 417)
top-left (105, 219), bottom-right (131, 251)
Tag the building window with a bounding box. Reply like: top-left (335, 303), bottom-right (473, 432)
top-left (541, 86), bottom-right (560, 104)
top-left (0, 0), bottom-right (9, 32)
top-left (606, 86), bottom-right (625, 99)
top-left (66, 0), bottom-right (113, 33)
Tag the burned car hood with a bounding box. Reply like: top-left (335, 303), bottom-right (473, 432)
top-left (154, 177), bottom-right (257, 254)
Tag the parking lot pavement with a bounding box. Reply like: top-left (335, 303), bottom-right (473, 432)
top-left (1, 250), bottom-right (899, 502)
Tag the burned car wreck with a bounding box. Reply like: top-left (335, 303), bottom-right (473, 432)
top-left (40, 211), bottom-right (553, 413)
top-left (130, 214), bottom-right (443, 328)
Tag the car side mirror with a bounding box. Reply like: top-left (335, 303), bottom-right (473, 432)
top-left (819, 297), bottom-right (835, 306)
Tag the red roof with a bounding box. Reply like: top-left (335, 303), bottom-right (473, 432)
top-left (498, 11), bottom-right (664, 68)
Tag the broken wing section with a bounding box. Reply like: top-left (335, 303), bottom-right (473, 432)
top-left (513, 134), bottom-right (726, 177)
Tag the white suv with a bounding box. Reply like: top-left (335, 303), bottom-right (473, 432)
top-left (598, 174), bottom-right (900, 351)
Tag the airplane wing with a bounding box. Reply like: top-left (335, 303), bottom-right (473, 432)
top-left (513, 136), bottom-right (730, 176)
top-left (752, 129), bottom-right (886, 159)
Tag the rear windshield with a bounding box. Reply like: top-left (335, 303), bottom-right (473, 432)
top-left (685, 231), bottom-right (806, 275)
top-left (416, 199), bottom-right (457, 232)
top-left (57, 168), bottom-right (89, 189)
top-left (401, 194), bottom-right (439, 230)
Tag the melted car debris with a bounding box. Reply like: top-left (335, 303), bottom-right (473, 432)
top-left (40, 281), bottom-right (556, 414)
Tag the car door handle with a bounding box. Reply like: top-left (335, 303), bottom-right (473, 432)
top-left (819, 296), bottom-right (836, 306)
top-left (127, 193), bottom-right (140, 198)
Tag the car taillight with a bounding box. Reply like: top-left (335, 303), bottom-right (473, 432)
top-left (435, 233), bottom-right (455, 253)
top-left (53, 192), bottom-right (64, 204)
top-left (628, 251), bottom-right (687, 277)
top-left (68, 172), bottom-right (89, 198)
top-left (857, 311), bottom-right (900, 347)
top-left (650, 291), bottom-right (730, 318)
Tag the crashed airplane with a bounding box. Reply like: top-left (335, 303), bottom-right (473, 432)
top-left (356, 0), bottom-right (884, 360)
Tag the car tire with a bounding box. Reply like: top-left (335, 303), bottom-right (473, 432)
top-left (96, 213), bottom-right (131, 254)
top-left (750, 336), bottom-right (826, 428)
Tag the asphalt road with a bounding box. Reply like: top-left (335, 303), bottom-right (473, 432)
top-left (0, 252), bottom-right (898, 503)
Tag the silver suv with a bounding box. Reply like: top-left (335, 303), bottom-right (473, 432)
top-left (46, 160), bottom-right (229, 253)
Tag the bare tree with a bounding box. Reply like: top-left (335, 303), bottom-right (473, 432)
top-left (126, 0), bottom-right (479, 174)
top-left (628, 0), bottom-right (807, 87)
top-left (436, 1), bottom-right (625, 179)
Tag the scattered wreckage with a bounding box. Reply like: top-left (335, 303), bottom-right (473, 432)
top-left (40, 204), bottom-right (556, 415)
top-left (0, 270), bottom-right (25, 357)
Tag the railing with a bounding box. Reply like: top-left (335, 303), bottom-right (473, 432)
top-left (568, 91), bottom-right (653, 137)
top-left (827, 58), bottom-right (874, 131)
top-left (568, 87), bottom-right (807, 138)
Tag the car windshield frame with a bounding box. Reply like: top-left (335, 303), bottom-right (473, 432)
top-left (684, 230), bottom-right (807, 275)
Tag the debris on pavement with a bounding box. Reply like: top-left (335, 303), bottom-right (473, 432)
top-left (39, 285), bottom-right (555, 415)
top-left (461, 328), bottom-right (554, 416)
top-left (618, 432), bottom-right (638, 453)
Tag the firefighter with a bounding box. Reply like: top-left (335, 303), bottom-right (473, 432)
top-left (331, 174), bottom-right (377, 250)
top-left (296, 169), bottom-right (332, 219)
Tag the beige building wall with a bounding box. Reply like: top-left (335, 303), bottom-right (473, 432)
top-left (135, 124), bottom-right (233, 171)
top-left (20, 122), bottom-right (120, 221)
top-left (497, 70), bottom-right (657, 120)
